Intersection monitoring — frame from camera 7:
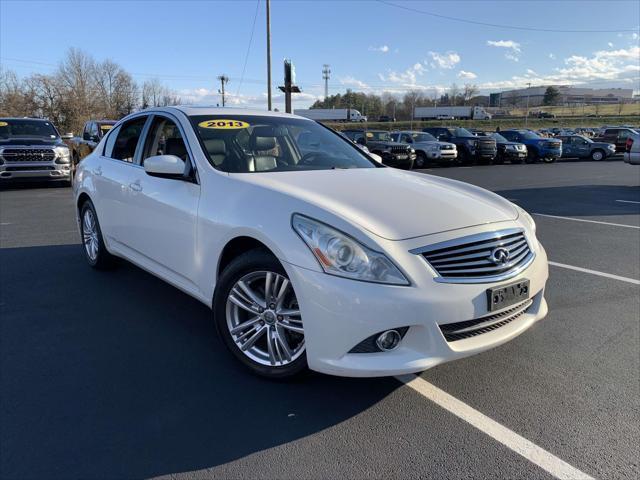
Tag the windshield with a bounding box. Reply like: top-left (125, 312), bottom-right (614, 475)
top-left (520, 131), bottom-right (542, 140)
top-left (0, 119), bottom-right (59, 139)
top-left (367, 131), bottom-right (391, 142)
top-left (411, 132), bottom-right (437, 142)
top-left (190, 115), bottom-right (379, 173)
top-left (490, 133), bottom-right (509, 143)
top-left (576, 135), bottom-right (593, 143)
top-left (452, 127), bottom-right (475, 138)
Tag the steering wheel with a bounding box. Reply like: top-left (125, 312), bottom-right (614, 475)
top-left (299, 151), bottom-right (326, 165)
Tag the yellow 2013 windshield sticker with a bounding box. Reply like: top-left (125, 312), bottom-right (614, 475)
top-left (0, 121), bottom-right (9, 127)
top-left (100, 125), bottom-right (113, 131)
top-left (198, 119), bottom-right (250, 130)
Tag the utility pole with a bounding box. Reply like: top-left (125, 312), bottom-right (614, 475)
top-left (525, 82), bottom-right (531, 127)
top-left (266, 0), bottom-right (272, 110)
top-left (322, 64), bottom-right (331, 99)
top-left (217, 74), bottom-right (229, 107)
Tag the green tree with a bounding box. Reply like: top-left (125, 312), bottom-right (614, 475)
top-left (543, 86), bottom-right (560, 106)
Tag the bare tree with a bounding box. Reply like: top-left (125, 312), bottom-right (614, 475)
top-left (449, 83), bottom-right (461, 106)
top-left (463, 84), bottom-right (479, 105)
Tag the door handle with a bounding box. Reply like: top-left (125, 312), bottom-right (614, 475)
top-left (129, 180), bottom-right (142, 192)
top-left (94, 166), bottom-right (102, 176)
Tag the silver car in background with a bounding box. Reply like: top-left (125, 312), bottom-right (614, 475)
top-left (391, 131), bottom-right (457, 168)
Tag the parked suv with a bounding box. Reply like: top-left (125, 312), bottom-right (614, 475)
top-left (593, 127), bottom-right (639, 153)
top-left (557, 135), bottom-right (616, 161)
top-left (0, 117), bottom-right (72, 184)
top-left (500, 129), bottom-right (562, 163)
top-left (482, 132), bottom-right (528, 164)
top-left (390, 130), bottom-right (457, 168)
top-left (422, 127), bottom-right (496, 164)
top-left (342, 129), bottom-right (414, 169)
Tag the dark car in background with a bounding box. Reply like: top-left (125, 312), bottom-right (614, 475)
top-left (341, 129), bottom-right (414, 169)
top-left (65, 120), bottom-right (116, 167)
top-left (500, 129), bottom-right (562, 163)
top-left (0, 117), bottom-right (72, 184)
top-left (593, 127), bottom-right (639, 153)
top-left (422, 126), bottom-right (496, 165)
top-left (557, 134), bottom-right (617, 161)
top-left (482, 132), bottom-right (528, 164)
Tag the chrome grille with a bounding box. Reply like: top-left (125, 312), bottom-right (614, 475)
top-left (439, 299), bottom-right (533, 342)
top-left (414, 229), bottom-right (534, 283)
top-left (1, 148), bottom-right (55, 162)
top-left (390, 145), bottom-right (411, 154)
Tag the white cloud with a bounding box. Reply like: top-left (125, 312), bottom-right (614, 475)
top-left (479, 45), bottom-right (640, 91)
top-left (608, 42), bottom-right (614, 47)
top-left (487, 40), bottom-right (522, 62)
top-left (428, 51), bottom-right (460, 69)
top-left (380, 61), bottom-right (427, 86)
top-left (548, 53), bottom-right (556, 60)
top-left (369, 45), bottom-right (389, 53)
top-left (339, 76), bottom-right (369, 89)
top-left (457, 70), bottom-right (477, 79)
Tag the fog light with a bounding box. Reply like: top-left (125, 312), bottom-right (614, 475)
top-left (376, 330), bottom-right (401, 351)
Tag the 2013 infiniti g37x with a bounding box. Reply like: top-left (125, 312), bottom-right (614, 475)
top-left (73, 107), bottom-right (548, 379)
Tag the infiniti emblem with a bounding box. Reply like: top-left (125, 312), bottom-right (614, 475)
top-left (489, 247), bottom-right (510, 265)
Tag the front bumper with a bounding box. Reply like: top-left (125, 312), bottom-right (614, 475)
top-left (501, 149), bottom-right (528, 160)
top-left (538, 147), bottom-right (562, 159)
top-left (283, 224), bottom-right (549, 377)
top-left (0, 163), bottom-right (71, 181)
top-left (427, 149), bottom-right (458, 161)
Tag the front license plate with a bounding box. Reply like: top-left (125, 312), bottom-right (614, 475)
top-left (487, 280), bottom-right (530, 311)
top-left (396, 154), bottom-right (408, 160)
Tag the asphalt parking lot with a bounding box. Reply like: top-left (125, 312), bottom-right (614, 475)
top-left (1, 160), bottom-right (639, 479)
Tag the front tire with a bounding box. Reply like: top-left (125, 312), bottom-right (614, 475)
top-left (590, 149), bottom-right (605, 161)
top-left (79, 200), bottom-right (115, 269)
top-left (214, 249), bottom-right (308, 379)
top-left (414, 152), bottom-right (427, 169)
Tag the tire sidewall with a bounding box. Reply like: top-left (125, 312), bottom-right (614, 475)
top-left (80, 200), bottom-right (113, 269)
top-left (213, 249), bottom-right (308, 379)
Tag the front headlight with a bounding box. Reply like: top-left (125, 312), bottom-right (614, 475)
top-left (515, 205), bottom-right (536, 234)
top-left (54, 146), bottom-right (70, 158)
top-left (292, 214), bottom-right (409, 285)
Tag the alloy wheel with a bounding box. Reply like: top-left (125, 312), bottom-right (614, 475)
top-left (82, 208), bottom-right (99, 261)
top-left (225, 271), bottom-right (305, 367)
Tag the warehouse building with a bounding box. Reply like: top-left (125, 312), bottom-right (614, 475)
top-left (489, 86), bottom-right (634, 107)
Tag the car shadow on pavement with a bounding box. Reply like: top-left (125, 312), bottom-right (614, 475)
top-left (495, 184), bottom-right (640, 218)
top-left (0, 244), bottom-right (399, 479)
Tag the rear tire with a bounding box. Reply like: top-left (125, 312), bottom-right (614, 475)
top-left (79, 200), bottom-right (116, 269)
top-left (213, 248), bottom-right (308, 380)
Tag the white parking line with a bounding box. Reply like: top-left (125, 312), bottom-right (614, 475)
top-left (616, 199), bottom-right (640, 205)
top-left (395, 375), bottom-right (594, 480)
top-left (549, 261), bottom-right (640, 285)
top-left (533, 213), bottom-right (640, 229)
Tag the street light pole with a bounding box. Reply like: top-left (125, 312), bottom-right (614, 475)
top-left (266, 0), bottom-right (272, 111)
top-left (525, 82), bottom-right (531, 127)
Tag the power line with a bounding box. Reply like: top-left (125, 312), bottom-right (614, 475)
top-left (376, 0), bottom-right (640, 33)
top-left (236, 0), bottom-right (261, 97)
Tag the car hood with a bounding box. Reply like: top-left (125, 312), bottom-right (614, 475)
top-left (0, 137), bottom-right (63, 146)
top-left (414, 141), bottom-right (456, 148)
top-left (235, 168), bottom-right (518, 240)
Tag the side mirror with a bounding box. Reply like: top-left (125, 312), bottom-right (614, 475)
top-left (437, 135), bottom-right (446, 141)
top-left (82, 132), bottom-right (91, 141)
top-left (143, 154), bottom-right (185, 178)
top-left (90, 135), bottom-right (99, 142)
top-left (356, 137), bottom-right (366, 146)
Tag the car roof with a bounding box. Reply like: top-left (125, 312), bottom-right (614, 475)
top-left (0, 117), bottom-right (52, 122)
top-left (158, 105), bottom-right (309, 121)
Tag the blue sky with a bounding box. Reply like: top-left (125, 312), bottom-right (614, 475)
top-left (1, 0), bottom-right (639, 110)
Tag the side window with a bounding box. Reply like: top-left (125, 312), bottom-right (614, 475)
top-left (83, 123), bottom-right (92, 140)
top-left (142, 116), bottom-right (189, 164)
top-left (103, 125), bottom-right (121, 157)
top-left (401, 134), bottom-right (412, 143)
top-left (111, 116), bottom-right (147, 163)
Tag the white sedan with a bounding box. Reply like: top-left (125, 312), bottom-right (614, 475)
top-left (74, 107), bottom-right (549, 379)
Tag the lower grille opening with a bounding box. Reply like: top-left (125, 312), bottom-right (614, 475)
top-left (439, 300), bottom-right (533, 342)
top-left (349, 327), bottom-right (410, 353)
